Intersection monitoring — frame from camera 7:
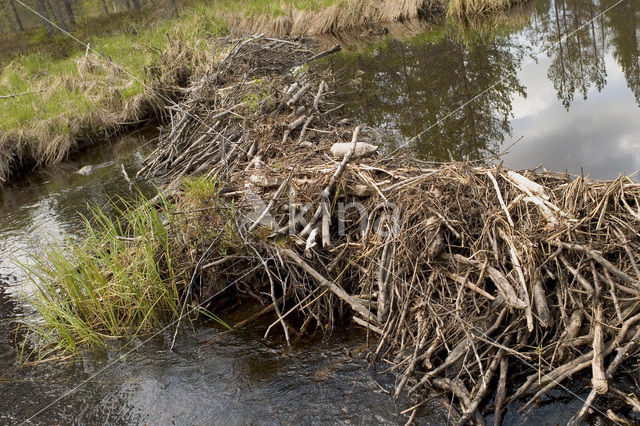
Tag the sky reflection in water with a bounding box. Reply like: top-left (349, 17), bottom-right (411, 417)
top-left (324, 0), bottom-right (640, 179)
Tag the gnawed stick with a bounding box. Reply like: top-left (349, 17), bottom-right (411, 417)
top-left (353, 316), bottom-right (384, 335)
top-left (121, 164), bottom-right (134, 189)
top-left (498, 228), bottom-right (533, 331)
top-left (430, 378), bottom-right (484, 425)
top-left (533, 279), bottom-right (552, 327)
top-left (297, 114), bottom-right (314, 144)
top-left (551, 240), bottom-right (639, 288)
top-left (610, 387), bottom-right (640, 413)
top-left (458, 348), bottom-right (504, 426)
top-left (394, 313), bottom-right (427, 399)
top-left (570, 327), bottom-right (640, 424)
top-left (408, 337), bottom-right (470, 395)
top-left (300, 126), bottom-right (361, 237)
top-left (448, 273), bottom-right (496, 301)
top-left (445, 254), bottom-right (527, 309)
top-left (313, 80), bottom-right (327, 112)
top-left (487, 170), bottom-right (514, 227)
top-left (493, 357), bottom-right (509, 426)
top-left (590, 263), bottom-right (608, 395)
top-left (264, 288), bottom-right (318, 338)
top-left (304, 44), bottom-right (341, 64)
top-left (286, 83), bottom-right (311, 107)
top-left (321, 200), bottom-right (330, 248)
top-left (248, 171), bottom-right (293, 232)
top-left (280, 248), bottom-right (376, 323)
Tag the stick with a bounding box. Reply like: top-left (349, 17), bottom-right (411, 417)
top-left (458, 348), bottom-right (504, 426)
top-left (300, 126), bottom-right (361, 237)
top-left (487, 170), bottom-right (514, 227)
top-left (352, 316), bottom-right (384, 335)
top-left (445, 254), bottom-right (527, 309)
top-left (280, 248), bottom-right (376, 323)
top-left (448, 273), bottom-right (496, 301)
top-left (304, 44), bottom-right (341, 63)
top-left (297, 114), bottom-right (314, 144)
top-left (590, 263), bottom-right (608, 395)
top-left (286, 83), bottom-right (311, 107)
top-left (313, 80), bottom-right (326, 112)
top-left (493, 357), bottom-right (508, 426)
top-left (247, 171), bottom-right (293, 232)
top-left (120, 164), bottom-right (134, 189)
top-left (551, 240), bottom-right (639, 288)
top-left (321, 200), bottom-right (330, 247)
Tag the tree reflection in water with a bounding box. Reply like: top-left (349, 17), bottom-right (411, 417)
top-left (321, 0), bottom-right (640, 162)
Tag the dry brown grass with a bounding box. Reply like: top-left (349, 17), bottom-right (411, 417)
top-left (250, 0), bottom-right (445, 36)
top-left (447, 0), bottom-right (529, 20)
top-left (0, 40), bottom-right (208, 184)
top-left (250, 0), bottom-right (530, 37)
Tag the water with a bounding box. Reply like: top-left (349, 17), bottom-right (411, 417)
top-left (3, 1), bottom-right (638, 423)
top-left (321, 0), bottom-right (640, 179)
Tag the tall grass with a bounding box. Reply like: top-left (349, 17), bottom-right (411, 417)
top-left (22, 195), bottom-right (187, 360)
top-left (447, 0), bottom-right (529, 20)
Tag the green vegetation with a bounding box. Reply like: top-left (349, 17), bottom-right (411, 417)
top-left (22, 195), bottom-right (185, 359)
top-left (0, 0), bottom-right (337, 183)
top-left (21, 180), bottom-right (243, 359)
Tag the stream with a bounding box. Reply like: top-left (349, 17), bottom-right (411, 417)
top-left (2, 0), bottom-right (639, 424)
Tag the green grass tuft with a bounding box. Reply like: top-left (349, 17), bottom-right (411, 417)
top-left (21, 195), bottom-right (185, 360)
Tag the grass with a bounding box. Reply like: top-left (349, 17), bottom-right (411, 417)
top-left (20, 183), bottom-right (241, 360)
top-left (0, 0), bottom-right (341, 183)
top-left (447, 0), bottom-right (530, 20)
top-left (21, 195), bottom-right (185, 360)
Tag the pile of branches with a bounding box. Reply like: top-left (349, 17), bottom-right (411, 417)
top-left (142, 36), bottom-right (640, 424)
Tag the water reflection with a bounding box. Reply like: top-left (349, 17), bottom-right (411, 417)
top-left (323, 0), bottom-right (640, 178)
top-left (323, 32), bottom-right (528, 160)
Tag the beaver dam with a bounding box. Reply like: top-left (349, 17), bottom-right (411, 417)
top-left (28, 36), bottom-right (640, 424)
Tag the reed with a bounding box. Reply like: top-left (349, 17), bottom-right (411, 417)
top-left (22, 195), bottom-right (185, 360)
top-left (447, 0), bottom-right (529, 20)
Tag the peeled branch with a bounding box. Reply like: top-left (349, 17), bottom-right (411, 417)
top-left (330, 142), bottom-right (378, 159)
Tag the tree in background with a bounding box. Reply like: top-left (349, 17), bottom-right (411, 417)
top-left (8, 0), bottom-right (23, 31)
top-left (0, 0), bottom-right (179, 36)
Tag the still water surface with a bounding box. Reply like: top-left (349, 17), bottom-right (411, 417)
top-left (2, 0), bottom-right (638, 423)
top-left (323, 0), bottom-right (640, 179)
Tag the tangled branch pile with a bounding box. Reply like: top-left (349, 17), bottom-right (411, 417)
top-left (141, 36), bottom-right (640, 424)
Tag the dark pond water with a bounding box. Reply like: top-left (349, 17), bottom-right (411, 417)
top-left (322, 0), bottom-right (640, 180)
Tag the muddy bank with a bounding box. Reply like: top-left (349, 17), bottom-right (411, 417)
top-left (27, 35), bottom-right (640, 424)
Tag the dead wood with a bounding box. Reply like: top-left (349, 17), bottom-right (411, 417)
top-left (140, 35), bottom-right (640, 425)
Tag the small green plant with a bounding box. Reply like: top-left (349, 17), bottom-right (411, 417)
top-left (182, 175), bottom-right (220, 201)
top-left (21, 195), bottom-right (186, 360)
